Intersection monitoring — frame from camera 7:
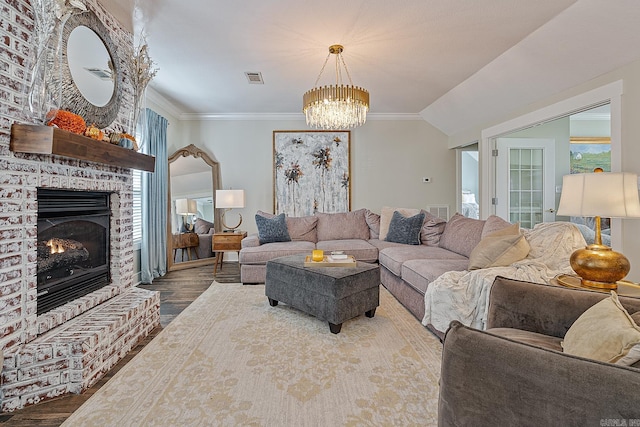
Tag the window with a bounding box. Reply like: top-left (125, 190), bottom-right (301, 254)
top-left (132, 169), bottom-right (142, 246)
top-left (132, 127), bottom-right (144, 247)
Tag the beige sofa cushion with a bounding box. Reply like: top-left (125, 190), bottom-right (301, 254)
top-left (481, 215), bottom-right (512, 238)
top-left (365, 209), bottom-right (381, 239)
top-left (315, 209), bottom-right (370, 241)
top-left (257, 210), bottom-right (318, 242)
top-left (468, 223), bottom-right (530, 270)
top-left (239, 240), bottom-right (315, 264)
top-left (420, 210), bottom-right (447, 246)
top-left (379, 245), bottom-right (467, 276)
top-left (316, 239), bottom-right (378, 263)
top-left (438, 213), bottom-right (486, 258)
top-left (401, 258), bottom-right (470, 294)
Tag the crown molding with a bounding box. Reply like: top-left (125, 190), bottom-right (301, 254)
top-left (145, 88), bottom-right (424, 122)
top-left (145, 87), bottom-right (184, 119)
top-left (178, 112), bottom-right (424, 121)
top-left (179, 113), bottom-right (302, 121)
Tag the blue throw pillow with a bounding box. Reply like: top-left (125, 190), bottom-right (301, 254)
top-left (385, 211), bottom-right (425, 245)
top-left (255, 212), bottom-right (291, 244)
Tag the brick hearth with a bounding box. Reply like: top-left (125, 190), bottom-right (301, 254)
top-left (0, 0), bottom-right (160, 411)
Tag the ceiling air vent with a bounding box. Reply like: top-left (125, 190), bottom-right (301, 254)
top-left (85, 67), bottom-right (113, 81)
top-left (245, 72), bottom-right (264, 84)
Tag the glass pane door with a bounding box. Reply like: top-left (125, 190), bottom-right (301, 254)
top-left (508, 148), bottom-right (543, 229)
top-left (496, 138), bottom-right (556, 228)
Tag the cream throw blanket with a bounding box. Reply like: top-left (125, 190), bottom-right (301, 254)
top-left (422, 222), bottom-right (587, 332)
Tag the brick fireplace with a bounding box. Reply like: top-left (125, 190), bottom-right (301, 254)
top-left (0, 0), bottom-right (160, 412)
top-left (0, 146), bottom-right (160, 411)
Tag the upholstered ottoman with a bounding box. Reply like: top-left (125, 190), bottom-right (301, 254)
top-left (265, 255), bottom-right (380, 333)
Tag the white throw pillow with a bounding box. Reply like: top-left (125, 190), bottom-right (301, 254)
top-left (562, 291), bottom-right (640, 364)
top-left (468, 223), bottom-right (530, 270)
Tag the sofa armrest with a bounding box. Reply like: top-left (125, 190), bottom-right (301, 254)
top-left (486, 276), bottom-right (640, 338)
top-left (439, 321), bottom-right (640, 426)
top-left (241, 233), bottom-right (260, 248)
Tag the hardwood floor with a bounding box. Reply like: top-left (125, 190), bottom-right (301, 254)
top-left (0, 263), bottom-right (239, 426)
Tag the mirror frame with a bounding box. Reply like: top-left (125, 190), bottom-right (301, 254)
top-left (167, 144), bottom-right (222, 272)
top-left (60, 10), bottom-right (122, 128)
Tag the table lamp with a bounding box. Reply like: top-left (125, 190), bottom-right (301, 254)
top-left (215, 189), bottom-right (245, 232)
top-left (556, 171), bottom-right (640, 290)
top-left (175, 198), bottom-right (198, 232)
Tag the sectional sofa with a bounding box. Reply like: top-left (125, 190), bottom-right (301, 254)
top-left (239, 208), bottom-right (514, 322)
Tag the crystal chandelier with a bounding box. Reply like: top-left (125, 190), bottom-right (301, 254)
top-left (303, 45), bottom-right (370, 130)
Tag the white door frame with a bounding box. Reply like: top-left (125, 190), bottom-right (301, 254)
top-left (479, 80), bottom-right (623, 249)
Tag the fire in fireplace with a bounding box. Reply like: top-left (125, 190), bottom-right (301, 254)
top-left (37, 188), bottom-right (111, 315)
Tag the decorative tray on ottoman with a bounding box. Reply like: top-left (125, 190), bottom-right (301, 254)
top-left (304, 255), bottom-right (357, 267)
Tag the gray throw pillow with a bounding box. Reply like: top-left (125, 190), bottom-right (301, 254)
top-left (385, 211), bottom-right (425, 245)
top-left (255, 213), bottom-right (291, 244)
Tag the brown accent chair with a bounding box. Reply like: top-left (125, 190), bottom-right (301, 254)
top-left (438, 276), bottom-right (640, 426)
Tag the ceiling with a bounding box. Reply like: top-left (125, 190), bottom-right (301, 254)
top-left (103, 0), bottom-right (640, 136)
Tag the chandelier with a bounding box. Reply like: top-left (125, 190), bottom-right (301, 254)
top-left (303, 45), bottom-right (369, 130)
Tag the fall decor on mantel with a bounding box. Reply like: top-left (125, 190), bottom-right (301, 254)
top-left (84, 124), bottom-right (104, 141)
top-left (9, 124), bottom-right (155, 172)
top-left (48, 109), bottom-right (86, 134)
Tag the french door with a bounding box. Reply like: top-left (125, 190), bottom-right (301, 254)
top-left (495, 138), bottom-right (556, 229)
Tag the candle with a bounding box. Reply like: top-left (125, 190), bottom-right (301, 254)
top-left (312, 249), bottom-right (324, 262)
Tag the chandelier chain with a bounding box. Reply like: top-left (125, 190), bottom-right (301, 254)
top-left (313, 53), bottom-right (332, 88)
top-left (338, 53), bottom-right (354, 86)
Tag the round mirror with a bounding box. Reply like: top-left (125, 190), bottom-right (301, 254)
top-left (67, 25), bottom-right (114, 107)
top-left (60, 11), bottom-right (122, 128)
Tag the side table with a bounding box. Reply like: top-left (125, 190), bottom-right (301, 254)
top-left (212, 231), bottom-right (247, 274)
top-left (552, 274), bottom-right (640, 298)
top-left (172, 233), bottom-right (199, 262)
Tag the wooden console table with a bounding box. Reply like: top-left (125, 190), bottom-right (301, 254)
top-left (172, 233), bottom-right (199, 262)
top-left (212, 231), bottom-right (247, 274)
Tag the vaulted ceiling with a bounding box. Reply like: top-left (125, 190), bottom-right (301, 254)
top-left (104, 0), bottom-right (640, 136)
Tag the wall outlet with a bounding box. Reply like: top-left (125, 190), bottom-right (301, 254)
top-left (422, 177), bottom-right (431, 183)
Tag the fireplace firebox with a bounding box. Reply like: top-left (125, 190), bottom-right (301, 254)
top-left (37, 189), bottom-right (111, 315)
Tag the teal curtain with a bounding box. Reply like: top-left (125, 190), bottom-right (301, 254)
top-left (140, 108), bottom-right (168, 283)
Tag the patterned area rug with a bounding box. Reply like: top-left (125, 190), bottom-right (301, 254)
top-left (62, 284), bottom-right (442, 426)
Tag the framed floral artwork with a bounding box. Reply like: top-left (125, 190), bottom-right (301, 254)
top-left (273, 130), bottom-right (351, 216)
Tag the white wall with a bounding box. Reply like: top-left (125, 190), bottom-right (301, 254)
top-left (447, 57), bottom-right (640, 281)
top-left (176, 119), bottom-right (454, 236)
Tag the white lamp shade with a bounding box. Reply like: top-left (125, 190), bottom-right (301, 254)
top-left (175, 198), bottom-right (197, 215)
top-left (557, 172), bottom-right (640, 218)
top-left (216, 189), bottom-right (245, 209)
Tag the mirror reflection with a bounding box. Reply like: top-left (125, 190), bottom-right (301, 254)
top-left (67, 25), bottom-right (114, 107)
top-left (167, 144), bottom-right (222, 271)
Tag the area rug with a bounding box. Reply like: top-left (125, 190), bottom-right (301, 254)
top-left (62, 283), bottom-right (442, 426)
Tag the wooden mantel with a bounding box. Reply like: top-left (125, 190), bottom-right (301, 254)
top-left (9, 124), bottom-right (155, 172)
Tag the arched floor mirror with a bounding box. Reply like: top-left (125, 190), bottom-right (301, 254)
top-left (167, 144), bottom-right (222, 271)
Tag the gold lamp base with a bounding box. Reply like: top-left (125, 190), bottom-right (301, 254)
top-left (221, 210), bottom-right (243, 232)
top-left (570, 244), bottom-right (630, 291)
